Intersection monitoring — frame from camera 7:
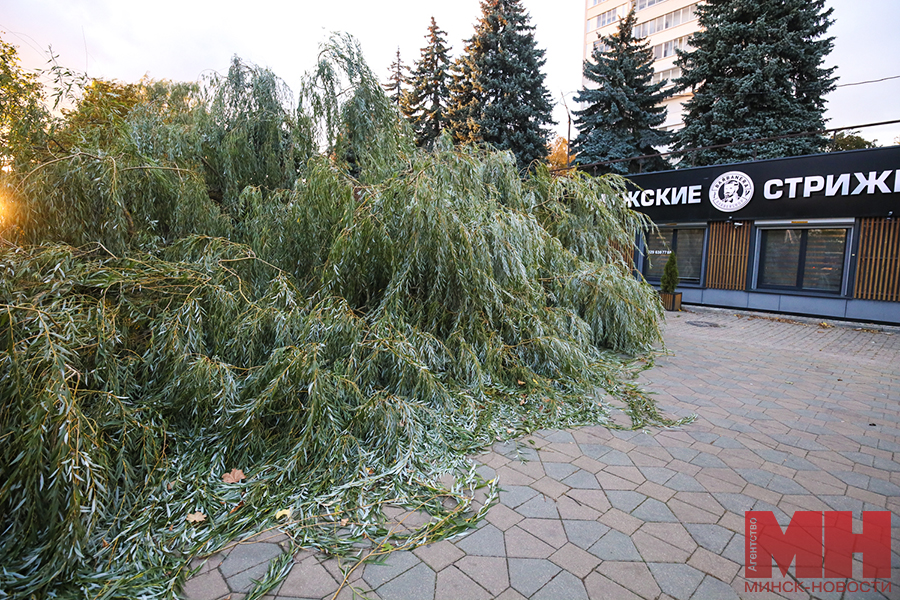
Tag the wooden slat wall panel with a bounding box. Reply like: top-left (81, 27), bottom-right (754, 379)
top-left (854, 218), bottom-right (900, 302)
top-left (610, 240), bottom-right (635, 269)
top-left (706, 221), bottom-right (751, 290)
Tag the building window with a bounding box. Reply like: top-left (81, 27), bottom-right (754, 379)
top-left (652, 35), bottom-right (691, 60)
top-left (636, 0), bottom-right (668, 10)
top-left (590, 0), bottom-right (610, 5)
top-left (595, 8), bottom-right (618, 29)
top-left (651, 66), bottom-right (681, 87)
top-left (757, 228), bottom-right (849, 293)
top-left (634, 4), bottom-right (698, 39)
top-left (593, 39), bottom-right (611, 54)
top-left (644, 227), bottom-right (705, 283)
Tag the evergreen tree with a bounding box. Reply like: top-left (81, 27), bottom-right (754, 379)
top-left (383, 47), bottom-right (408, 109)
top-left (673, 0), bottom-right (836, 166)
top-left (404, 18), bottom-right (453, 149)
top-left (447, 0), bottom-right (555, 171)
top-left (572, 8), bottom-right (672, 174)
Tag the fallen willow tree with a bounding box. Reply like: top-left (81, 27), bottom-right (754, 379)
top-left (0, 35), bottom-right (685, 599)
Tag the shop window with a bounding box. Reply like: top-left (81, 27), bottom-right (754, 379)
top-left (757, 228), bottom-right (848, 293)
top-left (644, 228), bottom-right (705, 283)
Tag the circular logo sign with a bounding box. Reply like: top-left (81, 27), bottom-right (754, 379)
top-left (709, 171), bottom-right (754, 213)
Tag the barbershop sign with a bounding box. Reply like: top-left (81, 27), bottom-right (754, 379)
top-left (623, 146), bottom-right (900, 221)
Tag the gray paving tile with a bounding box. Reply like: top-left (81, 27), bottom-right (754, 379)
top-left (711, 492), bottom-right (756, 514)
top-left (734, 468), bottom-right (774, 488)
top-left (434, 566), bottom-right (490, 600)
top-left (712, 437), bottom-right (745, 449)
top-left (588, 529), bottom-right (641, 561)
top-left (518, 518), bottom-right (567, 549)
top-left (820, 494), bottom-right (865, 515)
top-left (770, 434), bottom-right (827, 451)
top-left (689, 432), bottom-right (720, 444)
top-left (412, 540), bottom-right (464, 571)
top-left (667, 472), bottom-right (707, 492)
top-left (455, 524), bottom-right (505, 557)
top-left (754, 448), bottom-right (791, 464)
top-left (227, 561), bottom-right (273, 593)
top-left (514, 494), bottom-right (559, 519)
top-left (868, 476), bottom-right (900, 496)
top-left (632, 498), bottom-right (679, 522)
top-left (640, 466), bottom-right (676, 485)
top-left (362, 551), bottom-right (421, 589)
top-left (278, 557), bottom-right (340, 598)
top-left (182, 569), bottom-right (230, 600)
top-left (629, 432), bottom-right (662, 447)
top-left (690, 575), bottom-right (739, 600)
top-left (782, 454), bottom-right (820, 471)
top-left (669, 447), bottom-right (700, 462)
top-left (219, 543), bottom-right (284, 577)
top-left (606, 490), bottom-right (646, 512)
top-left (499, 485), bottom-right (539, 509)
top-left (531, 571), bottom-right (588, 600)
top-left (872, 457), bottom-right (900, 471)
top-left (579, 443), bottom-right (613, 460)
top-left (475, 464), bottom-right (496, 480)
top-left (561, 469), bottom-right (602, 489)
top-left (542, 462), bottom-right (578, 481)
top-left (766, 473), bottom-right (810, 495)
top-left (455, 556), bottom-right (509, 596)
top-left (544, 430), bottom-right (578, 443)
top-left (648, 563), bottom-right (705, 600)
top-left (690, 453), bottom-right (728, 468)
top-left (508, 558), bottom-right (560, 598)
top-left (374, 562), bottom-right (435, 600)
top-left (562, 519), bottom-right (610, 550)
top-left (721, 533), bottom-right (746, 565)
top-left (493, 441), bottom-right (539, 462)
top-left (685, 524), bottom-right (734, 554)
top-left (602, 449), bottom-right (635, 466)
top-left (505, 526), bottom-right (555, 558)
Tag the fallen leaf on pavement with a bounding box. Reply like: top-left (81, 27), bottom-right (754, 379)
top-left (222, 468), bottom-right (246, 484)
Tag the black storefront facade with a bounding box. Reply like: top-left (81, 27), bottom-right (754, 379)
top-left (623, 146), bottom-right (900, 325)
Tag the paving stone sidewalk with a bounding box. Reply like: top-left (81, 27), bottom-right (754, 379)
top-left (182, 307), bottom-right (900, 600)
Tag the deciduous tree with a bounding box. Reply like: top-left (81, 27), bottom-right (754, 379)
top-left (0, 36), bottom-right (46, 168)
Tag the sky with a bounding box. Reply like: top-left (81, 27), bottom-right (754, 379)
top-left (2, 0), bottom-right (900, 145)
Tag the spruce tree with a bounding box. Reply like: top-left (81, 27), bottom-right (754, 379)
top-left (673, 0), bottom-right (836, 166)
top-left (447, 0), bottom-right (555, 171)
top-left (572, 8), bottom-right (672, 174)
top-left (404, 18), bottom-right (453, 149)
top-left (383, 47), bottom-right (408, 110)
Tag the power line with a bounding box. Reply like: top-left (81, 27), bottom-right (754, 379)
top-left (835, 75), bottom-right (900, 88)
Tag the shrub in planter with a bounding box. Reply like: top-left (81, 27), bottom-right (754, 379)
top-left (660, 252), bottom-right (682, 311)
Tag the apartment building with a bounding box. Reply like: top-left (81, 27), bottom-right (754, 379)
top-left (583, 0), bottom-right (701, 130)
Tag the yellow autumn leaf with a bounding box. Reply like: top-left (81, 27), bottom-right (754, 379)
top-left (275, 509), bottom-right (291, 520)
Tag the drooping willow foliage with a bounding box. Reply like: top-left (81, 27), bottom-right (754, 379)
top-left (0, 34), bottom-right (684, 599)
